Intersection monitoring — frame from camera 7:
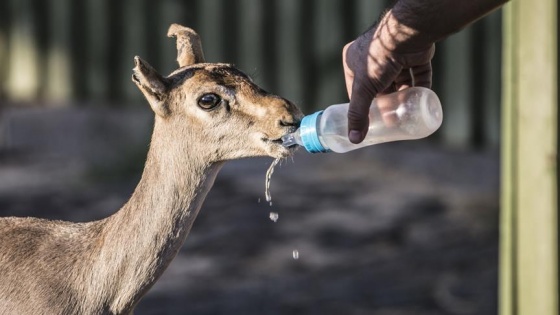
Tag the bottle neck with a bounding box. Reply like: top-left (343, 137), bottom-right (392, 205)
top-left (299, 111), bottom-right (331, 153)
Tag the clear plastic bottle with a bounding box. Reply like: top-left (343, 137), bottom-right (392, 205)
top-left (282, 87), bottom-right (443, 153)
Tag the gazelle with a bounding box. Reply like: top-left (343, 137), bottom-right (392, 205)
top-left (0, 24), bottom-right (302, 315)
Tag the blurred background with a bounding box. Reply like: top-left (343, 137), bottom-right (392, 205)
top-left (0, 0), bottom-right (503, 148)
top-left (0, 1), bottom-right (504, 314)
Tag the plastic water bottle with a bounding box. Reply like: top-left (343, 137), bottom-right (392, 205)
top-left (281, 87), bottom-right (443, 153)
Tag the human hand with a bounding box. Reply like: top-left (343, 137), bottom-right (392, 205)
top-left (343, 12), bottom-right (435, 144)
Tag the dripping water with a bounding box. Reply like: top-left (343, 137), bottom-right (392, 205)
top-left (264, 158), bottom-right (299, 258)
top-left (265, 158), bottom-right (281, 223)
top-left (292, 250), bottom-right (299, 260)
top-left (265, 158), bottom-right (280, 202)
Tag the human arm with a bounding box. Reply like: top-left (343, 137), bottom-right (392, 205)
top-left (343, 0), bottom-right (509, 143)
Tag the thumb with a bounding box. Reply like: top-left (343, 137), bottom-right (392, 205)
top-left (347, 81), bottom-right (376, 144)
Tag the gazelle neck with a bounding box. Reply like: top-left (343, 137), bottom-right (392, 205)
top-left (93, 121), bottom-right (224, 313)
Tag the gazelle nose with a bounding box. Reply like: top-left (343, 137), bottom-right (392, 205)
top-left (279, 117), bottom-right (300, 128)
top-left (277, 99), bottom-right (303, 128)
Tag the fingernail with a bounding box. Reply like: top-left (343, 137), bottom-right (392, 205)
top-left (349, 130), bottom-right (362, 144)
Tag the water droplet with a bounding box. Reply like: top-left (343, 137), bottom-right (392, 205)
top-left (269, 212), bottom-right (279, 222)
top-left (257, 198), bottom-right (261, 203)
top-left (292, 250), bottom-right (299, 260)
top-left (265, 158), bottom-right (280, 202)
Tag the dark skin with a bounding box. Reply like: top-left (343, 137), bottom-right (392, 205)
top-left (343, 0), bottom-right (509, 144)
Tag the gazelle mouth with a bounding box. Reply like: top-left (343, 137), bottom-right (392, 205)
top-left (262, 137), bottom-right (284, 145)
top-left (132, 73), bottom-right (140, 84)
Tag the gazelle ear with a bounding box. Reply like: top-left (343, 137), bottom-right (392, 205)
top-left (132, 56), bottom-right (169, 117)
top-left (167, 24), bottom-right (205, 67)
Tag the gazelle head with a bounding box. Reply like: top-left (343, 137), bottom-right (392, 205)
top-left (132, 24), bottom-right (303, 162)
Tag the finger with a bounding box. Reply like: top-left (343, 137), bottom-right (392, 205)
top-left (377, 81), bottom-right (397, 96)
top-left (393, 68), bottom-right (415, 91)
top-left (347, 80), bottom-right (376, 143)
top-left (410, 62), bottom-right (432, 89)
top-left (398, 44), bottom-right (436, 68)
top-left (342, 42), bottom-right (355, 99)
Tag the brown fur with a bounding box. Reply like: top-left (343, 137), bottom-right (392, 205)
top-left (0, 24), bottom-right (302, 315)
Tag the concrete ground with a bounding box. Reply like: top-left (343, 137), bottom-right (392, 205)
top-left (0, 107), bottom-right (499, 315)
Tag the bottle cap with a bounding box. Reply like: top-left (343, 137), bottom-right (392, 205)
top-left (299, 111), bottom-right (330, 153)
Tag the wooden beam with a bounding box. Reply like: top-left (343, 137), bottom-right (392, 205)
top-left (500, 0), bottom-right (558, 314)
top-left (85, 0), bottom-right (109, 100)
top-left (6, 0), bottom-right (40, 101)
top-left (45, 0), bottom-right (72, 102)
top-left (440, 28), bottom-right (473, 146)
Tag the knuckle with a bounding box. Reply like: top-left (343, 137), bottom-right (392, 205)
top-left (351, 79), bottom-right (377, 99)
top-left (347, 107), bottom-right (369, 124)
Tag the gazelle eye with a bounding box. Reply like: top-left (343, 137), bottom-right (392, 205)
top-left (197, 93), bottom-right (222, 110)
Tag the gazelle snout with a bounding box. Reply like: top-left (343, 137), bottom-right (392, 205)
top-left (267, 98), bottom-right (303, 140)
top-left (277, 100), bottom-right (302, 129)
